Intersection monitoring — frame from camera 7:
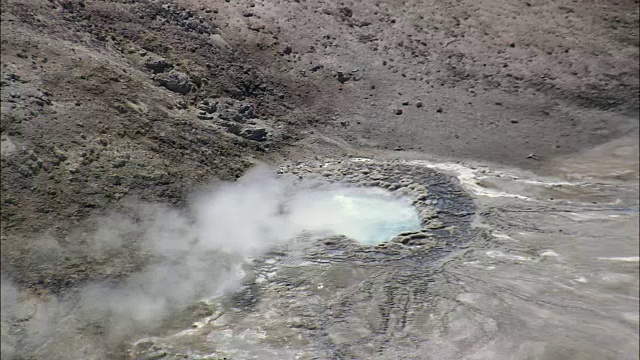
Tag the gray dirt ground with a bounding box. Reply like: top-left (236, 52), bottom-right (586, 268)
top-left (1, 0), bottom-right (638, 359)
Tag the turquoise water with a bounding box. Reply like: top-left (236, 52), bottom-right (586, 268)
top-left (289, 188), bottom-right (422, 245)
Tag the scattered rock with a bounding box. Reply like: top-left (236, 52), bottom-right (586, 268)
top-left (155, 71), bottom-right (193, 94)
top-left (436, 106), bottom-right (443, 113)
top-left (228, 125), bottom-right (268, 142)
top-left (175, 100), bottom-right (189, 110)
top-left (415, 101), bottom-right (423, 108)
top-left (197, 99), bottom-right (218, 114)
top-left (144, 58), bottom-right (174, 74)
top-left (336, 71), bottom-right (351, 83)
top-left (238, 103), bottom-right (255, 119)
top-left (219, 109), bottom-right (243, 122)
top-left (394, 108), bottom-right (403, 115)
top-left (281, 46), bottom-right (293, 55)
top-left (350, 68), bottom-right (364, 81)
top-left (240, 127), bottom-right (268, 142)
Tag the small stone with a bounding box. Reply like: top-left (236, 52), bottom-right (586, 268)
top-left (144, 58), bottom-right (174, 74)
top-left (394, 108), bottom-right (403, 115)
top-left (402, 101), bottom-right (410, 105)
top-left (336, 71), bottom-right (351, 83)
top-left (415, 101), bottom-right (423, 108)
top-left (436, 107), bottom-right (443, 113)
top-left (281, 46), bottom-right (292, 55)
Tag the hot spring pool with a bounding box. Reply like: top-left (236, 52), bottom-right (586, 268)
top-left (288, 187), bottom-right (422, 245)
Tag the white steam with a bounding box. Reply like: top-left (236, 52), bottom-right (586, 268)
top-left (193, 166), bottom-right (297, 254)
